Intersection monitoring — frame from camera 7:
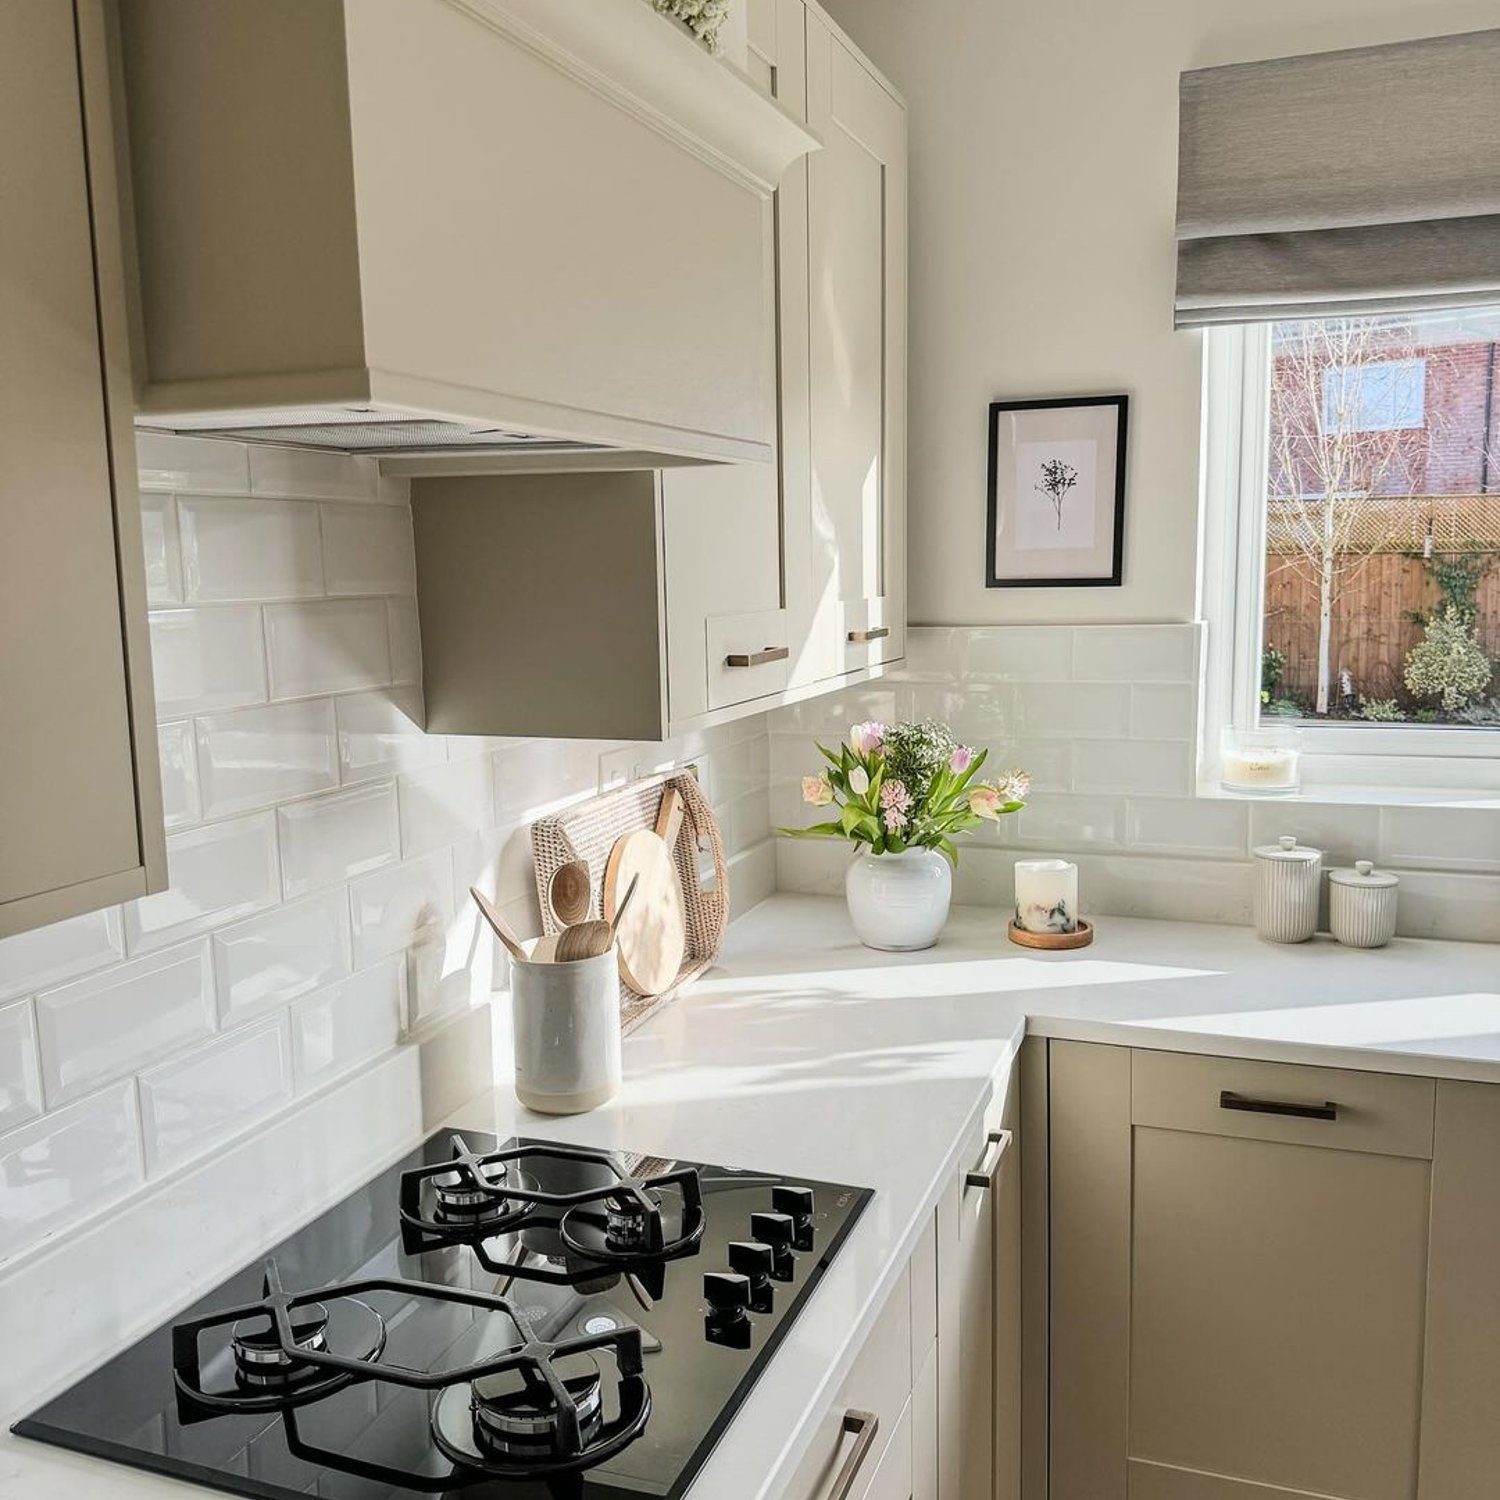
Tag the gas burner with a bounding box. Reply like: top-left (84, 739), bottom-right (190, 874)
top-left (432, 1157), bottom-right (513, 1225)
top-left (472, 1355), bottom-right (603, 1455)
top-left (400, 1134), bottom-right (534, 1239)
top-left (229, 1302), bottom-right (329, 1388)
top-left (604, 1193), bottom-right (657, 1252)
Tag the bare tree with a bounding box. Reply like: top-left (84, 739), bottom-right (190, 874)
top-left (1266, 317), bottom-right (1449, 715)
top-left (1035, 458), bottom-right (1079, 531)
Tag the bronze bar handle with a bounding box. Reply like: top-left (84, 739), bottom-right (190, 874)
top-left (829, 1409), bottom-right (880, 1500)
top-left (847, 626), bottom-right (890, 644)
top-left (725, 645), bottom-right (790, 668)
top-left (965, 1129), bottom-right (1013, 1190)
top-left (1220, 1090), bottom-right (1337, 1122)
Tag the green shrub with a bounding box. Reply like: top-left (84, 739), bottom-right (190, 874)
top-left (1357, 698), bottom-right (1401, 722)
top-left (1403, 606), bottom-right (1493, 712)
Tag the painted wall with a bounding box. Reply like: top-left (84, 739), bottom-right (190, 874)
top-left (817, 0), bottom-right (1500, 627)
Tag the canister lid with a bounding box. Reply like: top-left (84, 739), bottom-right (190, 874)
top-left (1253, 833), bottom-right (1322, 863)
top-left (1329, 859), bottom-right (1399, 889)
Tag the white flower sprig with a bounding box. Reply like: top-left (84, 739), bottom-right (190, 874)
top-left (649, 0), bottom-right (730, 53)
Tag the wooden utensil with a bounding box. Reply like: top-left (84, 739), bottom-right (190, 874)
top-left (553, 875), bottom-right (639, 962)
top-left (602, 786), bottom-right (687, 996)
top-left (468, 886), bottom-right (529, 965)
top-left (548, 859), bottom-right (593, 928)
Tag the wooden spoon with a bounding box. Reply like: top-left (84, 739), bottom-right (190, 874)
top-left (468, 886), bottom-right (529, 965)
top-left (553, 875), bottom-right (640, 962)
top-left (548, 859), bottom-right (593, 928)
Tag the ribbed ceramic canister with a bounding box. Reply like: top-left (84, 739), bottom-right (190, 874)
top-left (511, 943), bottom-right (622, 1114)
top-left (1252, 834), bottom-right (1322, 943)
top-left (1329, 860), bottom-right (1399, 948)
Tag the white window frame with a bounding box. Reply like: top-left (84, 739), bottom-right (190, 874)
top-left (1199, 323), bottom-right (1500, 797)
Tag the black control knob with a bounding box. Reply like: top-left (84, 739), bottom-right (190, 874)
top-left (749, 1211), bottom-right (796, 1280)
top-left (703, 1271), bottom-right (753, 1349)
top-left (728, 1240), bottom-right (775, 1312)
top-left (773, 1185), bottom-right (816, 1250)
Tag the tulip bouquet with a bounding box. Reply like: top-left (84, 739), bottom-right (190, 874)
top-left (784, 719), bottom-right (1028, 862)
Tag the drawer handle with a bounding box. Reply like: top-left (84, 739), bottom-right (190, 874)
top-left (1220, 1090), bottom-right (1337, 1122)
top-left (965, 1128), bottom-right (1013, 1190)
top-left (725, 645), bottom-right (790, 668)
top-left (847, 627), bottom-right (890, 643)
top-left (829, 1409), bottom-right (880, 1500)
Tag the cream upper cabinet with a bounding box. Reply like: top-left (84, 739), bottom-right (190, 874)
top-left (804, 9), bottom-right (908, 679)
top-left (0, 0), bottom-right (164, 939)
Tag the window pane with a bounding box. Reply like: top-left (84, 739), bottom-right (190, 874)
top-left (1262, 308), bottom-right (1500, 728)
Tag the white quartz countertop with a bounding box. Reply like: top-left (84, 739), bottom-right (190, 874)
top-left (4, 896), bottom-right (1497, 1498)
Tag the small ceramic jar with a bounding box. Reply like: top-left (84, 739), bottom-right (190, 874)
top-left (1329, 860), bottom-right (1399, 948)
top-left (1252, 834), bottom-right (1322, 943)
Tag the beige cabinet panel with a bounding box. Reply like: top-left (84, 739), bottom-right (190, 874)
top-left (0, 0), bottom-right (163, 935)
top-left (1418, 1079), bottom-right (1500, 1498)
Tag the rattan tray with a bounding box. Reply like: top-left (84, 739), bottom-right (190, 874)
top-left (530, 771), bottom-right (728, 1034)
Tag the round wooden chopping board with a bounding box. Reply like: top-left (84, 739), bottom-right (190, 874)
top-left (603, 787), bottom-right (687, 997)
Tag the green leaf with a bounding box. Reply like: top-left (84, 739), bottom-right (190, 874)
top-left (937, 837), bottom-right (960, 865)
top-left (776, 821), bottom-right (846, 839)
top-left (815, 742), bottom-right (842, 769)
top-left (840, 804), bottom-right (864, 837)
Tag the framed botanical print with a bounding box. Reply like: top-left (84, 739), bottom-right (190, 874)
top-left (985, 394), bottom-right (1128, 587)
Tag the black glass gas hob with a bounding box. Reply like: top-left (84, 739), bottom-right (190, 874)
top-left (13, 1131), bottom-right (871, 1498)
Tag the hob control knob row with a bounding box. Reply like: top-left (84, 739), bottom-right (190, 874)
top-left (772, 1185), bottom-right (816, 1250)
top-left (728, 1240), bottom-right (775, 1312)
top-left (703, 1271), bottom-right (753, 1349)
top-left (749, 1212), bottom-right (797, 1280)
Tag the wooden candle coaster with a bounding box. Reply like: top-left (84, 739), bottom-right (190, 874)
top-left (1008, 918), bottom-right (1094, 950)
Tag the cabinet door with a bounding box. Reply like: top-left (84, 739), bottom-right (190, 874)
top-left (1050, 1044), bottom-right (1434, 1500)
top-left (1418, 1079), bottom-right (1500, 1498)
top-left (806, 16), bottom-right (906, 679)
top-left (0, 0), bottom-right (163, 936)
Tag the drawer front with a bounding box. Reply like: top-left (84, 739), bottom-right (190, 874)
top-left (1132, 1049), bottom-right (1435, 1160)
top-left (785, 1265), bottom-right (913, 1500)
top-left (863, 1393), bottom-right (914, 1500)
top-left (705, 606), bottom-right (792, 710)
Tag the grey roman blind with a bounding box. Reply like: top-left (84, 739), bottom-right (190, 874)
top-left (1175, 29), bottom-right (1500, 327)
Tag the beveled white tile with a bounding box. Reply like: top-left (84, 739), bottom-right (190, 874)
top-left (35, 940), bottom-right (214, 1107)
top-left (712, 734), bottom-right (770, 802)
top-left (278, 783), bottom-right (400, 898)
top-left (1072, 624), bottom-right (1200, 683)
top-left (405, 929), bottom-right (478, 1030)
top-left (123, 813), bottom-right (281, 953)
top-left (149, 607), bottom-right (267, 718)
top-left (1130, 682), bottom-right (1198, 741)
top-left (138, 1016), bottom-right (292, 1176)
top-left (1071, 739), bottom-right (1193, 796)
top-left (387, 598), bottom-right (423, 686)
top-left (157, 720), bottom-right (201, 830)
top-left (1126, 797), bottom-right (1249, 858)
top-left (290, 959), bottom-right (403, 1093)
top-left (772, 685), bottom-right (900, 737)
top-left (452, 822), bottom-right (536, 910)
top-left (1069, 853), bottom-right (1254, 924)
top-left (896, 627), bottom-right (961, 680)
top-left (348, 850), bottom-right (455, 967)
top-left (1011, 793), bottom-right (1122, 850)
top-left (0, 1000), bottom-right (41, 1133)
top-left (335, 688), bottom-right (444, 783)
top-left (248, 447), bottom-right (384, 501)
top-left (213, 890), bottom-right (352, 1025)
top-left (0, 1081), bottom-right (143, 1262)
top-left (136, 431), bottom-right (250, 494)
top-left (493, 739), bottom-right (614, 822)
top-left (398, 756), bottom-right (495, 857)
top-left (1016, 683), bottom-right (1131, 739)
top-left (934, 685), bottom-right (1017, 741)
top-left (1392, 870), bottom-right (1500, 942)
top-left (178, 495), bottom-right (323, 602)
top-left (962, 626), bottom-right (1073, 682)
top-left (139, 493), bottom-right (183, 603)
top-left (0, 907), bottom-right (124, 1004)
top-left (195, 699), bottom-right (339, 818)
top-left (1248, 802), bottom-right (1380, 869)
top-left (264, 598), bottom-right (391, 699)
top-left (320, 504), bottom-right (416, 596)
top-left (1379, 806), bottom-right (1500, 874)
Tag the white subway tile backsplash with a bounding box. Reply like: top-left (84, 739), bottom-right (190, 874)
top-left (138, 1016), bottom-right (292, 1176)
top-left (405, 930), bottom-right (477, 1030)
top-left (0, 1082), bottom-right (143, 1261)
top-left (0, 1001), bottom-right (42, 1134)
top-left (213, 891), bottom-right (352, 1025)
top-left (265, 598), bottom-right (391, 699)
top-left (291, 960), bottom-right (403, 1093)
top-left (278, 783), bottom-right (401, 898)
top-left (123, 812), bottom-right (281, 953)
top-left (1392, 870), bottom-right (1500, 942)
top-left (1130, 682), bottom-right (1197, 741)
top-left (178, 496), bottom-right (323, 602)
top-left (248, 447), bottom-right (384, 501)
top-left (321, 504), bottom-right (417, 596)
top-left (136, 431), bottom-right (251, 494)
top-left (35, 941), bottom-right (214, 1107)
top-left (1011, 793), bottom-right (1122, 850)
top-left (936, 685), bottom-right (1016, 740)
top-left (1126, 796), bottom-right (1249, 858)
top-left (0, 908), bottom-right (124, 1004)
top-left (348, 851), bottom-right (455, 967)
top-left (336, 689), bottom-right (444, 783)
top-left (1072, 624), bottom-right (1199, 682)
top-left (1016, 682), bottom-right (1131, 739)
top-left (195, 699), bottom-right (339, 818)
top-left (1072, 739), bottom-right (1193, 796)
top-left (387, 598), bottom-right (423, 686)
top-left (399, 758), bottom-right (495, 858)
top-left (1248, 802), bottom-right (1380, 869)
top-left (1379, 806), bottom-right (1500, 874)
top-left (157, 720), bottom-right (202, 830)
top-left (139, 493), bottom-right (183, 604)
top-left (959, 625), bottom-right (1073, 682)
top-left (149, 606), bottom-right (268, 718)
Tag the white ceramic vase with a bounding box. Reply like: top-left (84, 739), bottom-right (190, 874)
top-left (845, 847), bottom-right (952, 951)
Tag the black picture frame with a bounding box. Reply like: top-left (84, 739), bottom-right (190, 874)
top-left (985, 393), bottom-right (1128, 588)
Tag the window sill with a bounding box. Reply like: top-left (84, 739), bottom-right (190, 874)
top-left (1198, 780), bottom-right (1500, 813)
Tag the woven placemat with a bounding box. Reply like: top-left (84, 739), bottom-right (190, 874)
top-left (530, 771), bottom-right (728, 1033)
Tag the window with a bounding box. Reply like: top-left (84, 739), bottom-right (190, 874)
top-left (1202, 307), bottom-right (1500, 790)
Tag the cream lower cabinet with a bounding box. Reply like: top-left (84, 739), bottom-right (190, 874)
top-left (0, 0), bottom-right (164, 938)
top-left (1045, 1043), bottom-right (1442, 1500)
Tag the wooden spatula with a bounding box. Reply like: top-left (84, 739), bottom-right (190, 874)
top-left (469, 886), bottom-right (529, 965)
top-left (553, 875), bottom-right (639, 962)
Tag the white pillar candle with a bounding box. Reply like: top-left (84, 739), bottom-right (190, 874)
top-left (1013, 858), bottom-right (1079, 934)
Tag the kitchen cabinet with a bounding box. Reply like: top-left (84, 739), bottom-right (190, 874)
top-left (0, 0), bottom-right (165, 938)
top-left (1045, 1044), bottom-right (1435, 1500)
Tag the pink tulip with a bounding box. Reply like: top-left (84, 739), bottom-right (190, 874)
top-left (949, 745), bottom-right (974, 774)
top-left (848, 721), bottom-right (885, 756)
top-left (968, 784), bottom-right (1003, 820)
